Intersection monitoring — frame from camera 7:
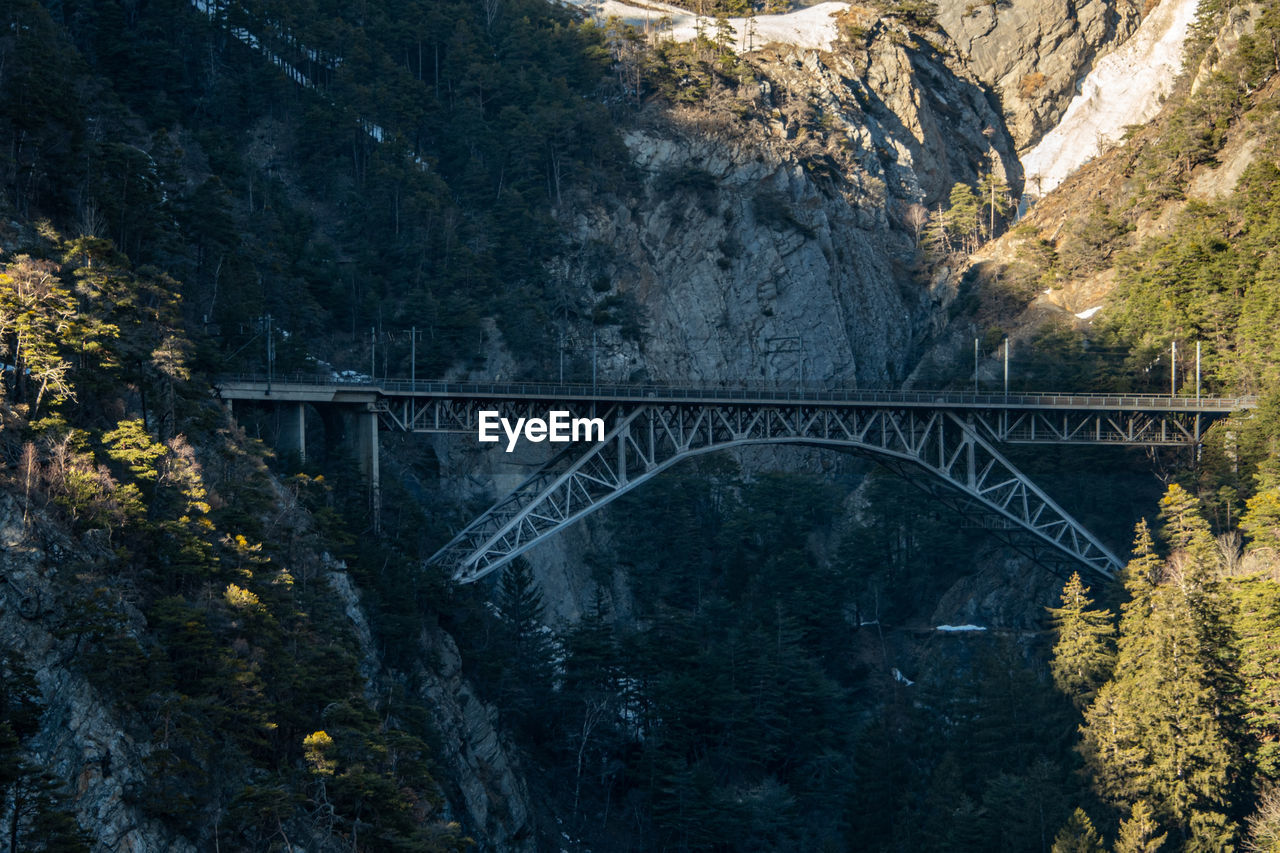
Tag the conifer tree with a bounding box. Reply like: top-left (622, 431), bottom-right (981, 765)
top-left (1079, 516), bottom-right (1242, 839)
top-left (945, 183), bottom-right (981, 253)
top-left (1188, 809), bottom-right (1238, 852)
top-left (1048, 572), bottom-right (1116, 708)
top-left (1159, 484), bottom-right (1239, 698)
top-left (1243, 461), bottom-right (1280, 555)
top-left (926, 203), bottom-right (953, 257)
top-left (1159, 483), bottom-right (1217, 567)
top-left (978, 168), bottom-right (1012, 239)
top-left (1114, 800), bottom-right (1167, 853)
top-left (496, 559), bottom-right (554, 729)
top-left (497, 558), bottom-right (550, 667)
top-left (1050, 808), bottom-right (1104, 853)
top-left (1231, 571), bottom-right (1280, 780)
top-left (713, 12), bottom-right (735, 56)
top-left (1129, 519), bottom-right (1163, 591)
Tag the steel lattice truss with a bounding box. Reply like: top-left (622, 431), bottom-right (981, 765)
top-left (215, 377), bottom-right (1248, 584)
top-left (373, 395), bottom-right (1212, 446)
top-left (427, 403), bottom-right (1129, 584)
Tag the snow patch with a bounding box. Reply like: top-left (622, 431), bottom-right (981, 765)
top-left (1021, 0), bottom-right (1201, 197)
top-left (559, 0), bottom-right (848, 51)
top-left (1074, 305), bottom-right (1103, 320)
top-left (935, 624), bottom-right (987, 632)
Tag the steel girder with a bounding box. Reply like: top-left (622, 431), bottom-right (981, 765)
top-left (970, 409), bottom-right (1205, 445)
top-left (426, 403), bottom-right (1125, 584)
top-left (374, 396), bottom-right (1211, 446)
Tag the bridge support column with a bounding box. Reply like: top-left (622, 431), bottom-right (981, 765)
top-left (275, 402), bottom-right (307, 465)
top-left (357, 410), bottom-right (381, 533)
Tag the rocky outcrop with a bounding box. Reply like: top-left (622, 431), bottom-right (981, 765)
top-left (1020, 0), bottom-right (1200, 195)
top-left (414, 625), bottom-right (536, 852)
top-left (930, 554), bottom-right (1060, 629)
top-left (936, 0), bottom-right (1143, 148)
top-left (1191, 1), bottom-right (1266, 92)
top-left (320, 446), bottom-right (541, 843)
top-left (0, 492), bottom-right (198, 853)
top-left (419, 28), bottom-right (1025, 619)
top-left (563, 29), bottom-right (1019, 389)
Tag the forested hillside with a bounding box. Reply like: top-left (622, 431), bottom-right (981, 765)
top-left (6, 0), bottom-right (1280, 849)
top-left (0, 0), bottom-right (628, 847)
top-left (3, 0), bottom-right (628, 374)
top-left (926, 0), bottom-right (1280, 847)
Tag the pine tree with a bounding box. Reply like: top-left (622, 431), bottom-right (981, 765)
top-left (496, 559), bottom-right (554, 731)
top-left (925, 203), bottom-right (953, 257)
top-left (1050, 808), bottom-right (1104, 853)
top-left (1129, 519), bottom-right (1163, 591)
top-left (1115, 800), bottom-right (1167, 853)
top-left (1159, 483), bottom-right (1218, 567)
top-left (713, 12), bottom-right (735, 57)
top-left (1244, 486), bottom-right (1280, 553)
top-left (498, 558), bottom-right (549, 665)
top-left (945, 183), bottom-right (981, 253)
top-left (1231, 571), bottom-right (1280, 780)
top-left (1048, 572), bottom-right (1116, 708)
top-left (1187, 808), bottom-right (1237, 851)
top-left (1079, 514), bottom-right (1242, 838)
top-left (978, 168), bottom-right (1012, 239)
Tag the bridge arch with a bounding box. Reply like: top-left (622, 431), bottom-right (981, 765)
top-left (427, 405), bottom-right (1124, 583)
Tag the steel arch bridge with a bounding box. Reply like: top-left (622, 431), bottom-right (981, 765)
top-left (216, 376), bottom-right (1254, 584)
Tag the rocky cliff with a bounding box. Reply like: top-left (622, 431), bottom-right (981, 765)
top-left (0, 492), bottom-right (196, 853)
top-left (432, 23), bottom-right (1023, 620)
top-left (936, 0), bottom-right (1143, 149)
top-left (0, 446), bottom-right (534, 851)
top-left (436, 4), bottom-right (1151, 620)
top-left (557, 24), bottom-right (1022, 387)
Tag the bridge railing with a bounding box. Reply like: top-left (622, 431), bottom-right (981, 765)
top-left (216, 373), bottom-right (1256, 412)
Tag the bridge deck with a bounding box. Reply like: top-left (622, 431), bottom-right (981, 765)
top-left (216, 375), bottom-right (1254, 413)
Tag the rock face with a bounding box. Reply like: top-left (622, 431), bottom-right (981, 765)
top-left (1020, 0), bottom-right (1200, 195)
top-left (1192, 1), bottom-right (1266, 92)
top-left (0, 466), bottom-right (537, 852)
top-left (0, 492), bottom-right (198, 853)
top-left (414, 625), bottom-right (536, 852)
top-left (936, 0), bottom-right (1143, 148)
top-left (564, 29), bottom-right (1019, 390)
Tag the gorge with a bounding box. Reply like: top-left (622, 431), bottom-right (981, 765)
top-left (2, 0), bottom-right (1280, 850)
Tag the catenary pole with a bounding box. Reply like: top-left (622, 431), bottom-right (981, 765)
top-left (1196, 341), bottom-right (1201, 401)
top-left (1003, 337), bottom-right (1009, 398)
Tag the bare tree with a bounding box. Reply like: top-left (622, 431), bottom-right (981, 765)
top-left (483, 0), bottom-right (501, 33)
top-left (1245, 786), bottom-right (1280, 852)
top-left (905, 202), bottom-right (928, 246)
top-left (573, 697), bottom-right (612, 819)
top-left (1218, 530), bottom-right (1245, 576)
top-left (20, 441), bottom-right (38, 527)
